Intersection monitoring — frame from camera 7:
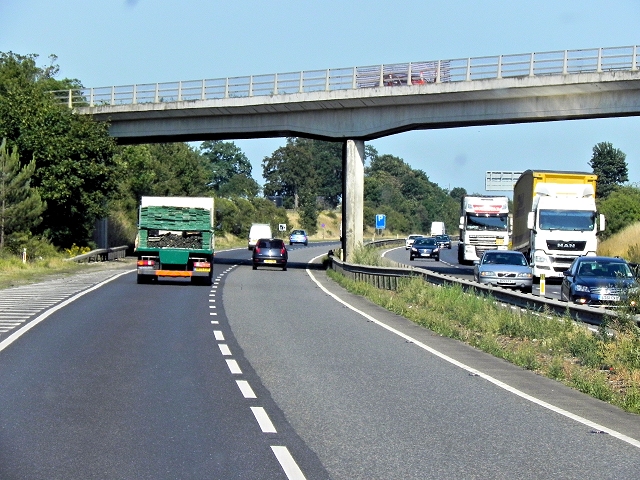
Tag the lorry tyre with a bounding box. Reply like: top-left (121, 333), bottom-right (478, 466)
top-left (137, 274), bottom-right (150, 284)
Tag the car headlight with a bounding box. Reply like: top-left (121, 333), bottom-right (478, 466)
top-left (433, 247), bottom-right (440, 252)
top-left (574, 284), bottom-right (590, 293)
top-left (517, 272), bottom-right (533, 278)
top-left (480, 271), bottom-right (497, 277)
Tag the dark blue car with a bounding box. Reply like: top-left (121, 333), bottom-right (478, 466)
top-left (560, 256), bottom-right (639, 307)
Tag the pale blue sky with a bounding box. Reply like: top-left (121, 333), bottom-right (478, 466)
top-left (2, 0), bottom-right (640, 195)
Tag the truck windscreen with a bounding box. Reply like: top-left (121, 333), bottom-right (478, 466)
top-left (466, 214), bottom-right (508, 231)
top-left (539, 210), bottom-right (596, 231)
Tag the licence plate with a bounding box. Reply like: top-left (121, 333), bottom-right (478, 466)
top-left (498, 281), bottom-right (516, 285)
top-left (495, 238), bottom-right (504, 245)
top-left (600, 295), bottom-right (620, 301)
top-left (264, 259), bottom-right (277, 264)
top-left (194, 267), bottom-right (209, 272)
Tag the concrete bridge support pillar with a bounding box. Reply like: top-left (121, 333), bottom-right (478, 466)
top-left (342, 139), bottom-right (364, 262)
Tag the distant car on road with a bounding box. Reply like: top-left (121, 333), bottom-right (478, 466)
top-left (435, 234), bottom-right (452, 249)
top-left (473, 250), bottom-right (533, 293)
top-left (289, 229), bottom-right (308, 246)
top-left (405, 234), bottom-right (423, 250)
top-left (252, 238), bottom-right (288, 271)
top-left (409, 237), bottom-right (440, 261)
top-left (560, 256), bottom-right (639, 307)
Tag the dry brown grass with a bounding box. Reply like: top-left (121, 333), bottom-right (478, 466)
top-left (598, 222), bottom-right (640, 262)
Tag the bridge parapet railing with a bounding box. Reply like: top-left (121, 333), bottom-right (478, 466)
top-left (51, 45), bottom-right (639, 108)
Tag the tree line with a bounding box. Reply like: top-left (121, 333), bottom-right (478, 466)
top-left (0, 51), bottom-right (637, 258)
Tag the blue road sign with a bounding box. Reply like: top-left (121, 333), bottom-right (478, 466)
top-left (375, 214), bottom-right (386, 229)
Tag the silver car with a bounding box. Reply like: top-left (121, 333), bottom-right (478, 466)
top-left (473, 250), bottom-right (533, 293)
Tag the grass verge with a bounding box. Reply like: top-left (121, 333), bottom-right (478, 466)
top-left (327, 269), bottom-right (640, 414)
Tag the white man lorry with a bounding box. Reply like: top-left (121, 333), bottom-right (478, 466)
top-left (512, 170), bottom-right (604, 279)
top-left (135, 196), bottom-right (215, 285)
top-left (458, 196), bottom-right (510, 265)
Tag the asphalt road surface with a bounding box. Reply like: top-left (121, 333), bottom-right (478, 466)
top-left (1, 244), bottom-right (639, 479)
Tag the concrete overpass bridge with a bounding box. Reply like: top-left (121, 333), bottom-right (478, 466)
top-left (54, 45), bottom-right (640, 260)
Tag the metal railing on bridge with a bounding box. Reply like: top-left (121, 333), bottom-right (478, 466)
top-left (51, 45), bottom-right (639, 109)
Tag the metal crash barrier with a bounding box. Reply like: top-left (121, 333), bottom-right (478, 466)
top-left (329, 239), bottom-right (616, 327)
top-left (65, 245), bottom-right (129, 263)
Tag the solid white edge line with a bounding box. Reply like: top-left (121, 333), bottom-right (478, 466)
top-left (271, 446), bottom-right (307, 480)
top-left (250, 406), bottom-right (277, 433)
top-left (306, 254), bottom-right (640, 449)
top-left (0, 269), bottom-right (135, 353)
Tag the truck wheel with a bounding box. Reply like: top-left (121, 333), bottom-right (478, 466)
top-left (252, 264), bottom-right (257, 270)
top-left (137, 275), bottom-right (150, 284)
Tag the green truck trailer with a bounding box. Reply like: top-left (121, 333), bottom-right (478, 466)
top-left (134, 196), bottom-right (214, 285)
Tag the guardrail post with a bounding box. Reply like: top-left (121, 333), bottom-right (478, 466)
top-left (155, 83), bottom-right (159, 103)
top-left (407, 63), bottom-right (412, 85)
top-left (597, 48), bottom-right (603, 73)
top-left (273, 73), bottom-right (278, 95)
top-left (201, 79), bottom-right (206, 100)
top-left (563, 50), bottom-right (568, 74)
top-left (325, 69), bottom-right (330, 91)
top-left (633, 45), bottom-right (638, 71)
top-left (224, 77), bottom-right (229, 98)
top-left (133, 84), bottom-right (137, 104)
top-left (529, 53), bottom-right (535, 76)
top-left (249, 76), bottom-right (253, 97)
top-left (90, 88), bottom-right (95, 107)
top-left (466, 58), bottom-right (471, 81)
top-left (178, 81), bottom-right (183, 101)
top-left (379, 65), bottom-right (384, 87)
top-left (352, 67), bottom-right (357, 89)
top-left (110, 86), bottom-right (115, 105)
top-left (435, 60), bottom-right (441, 83)
top-left (299, 71), bottom-right (304, 93)
top-left (497, 55), bottom-right (503, 79)
top-left (68, 90), bottom-right (73, 109)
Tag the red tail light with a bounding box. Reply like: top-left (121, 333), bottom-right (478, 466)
top-left (193, 261), bottom-right (211, 268)
top-left (137, 259), bottom-right (155, 267)
top-left (254, 247), bottom-right (260, 254)
top-left (281, 247), bottom-right (286, 254)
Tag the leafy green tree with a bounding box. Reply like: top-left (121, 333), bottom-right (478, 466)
top-left (263, 138), bottom-right (317, 209)
top-left (597, 185), bottom-right (640, 238)
top-left (364, 152), bottom-right (460, 234)
top-left (0, 51), bottom-right (118, 247)
top-left (200, 140), bottom-right (258, 196)
top-left (0, 138), bottom-right (46, 249)
top-left (298, 191), bottom-right (318, 234)
top-left (145, 143), bottom-right (211, 197)
top-left (218, 173), bottom-right (260, 199)
top-left (449, 187), bottom-right (467, 203)
top-left (589, 142), bottom-right (628, 199)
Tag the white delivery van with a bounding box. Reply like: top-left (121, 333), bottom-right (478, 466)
top-left (248, 223), bottom-right (272, 250)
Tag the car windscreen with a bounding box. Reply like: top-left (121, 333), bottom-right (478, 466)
top-left (415, 239), bottom-right (436, 246)
top-left (577, 261), bottom-right (633, 278)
